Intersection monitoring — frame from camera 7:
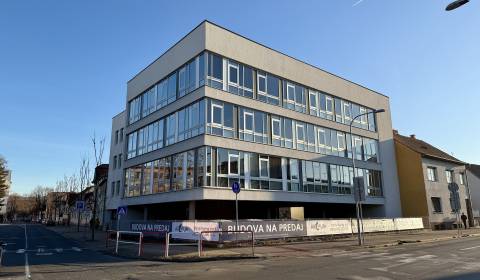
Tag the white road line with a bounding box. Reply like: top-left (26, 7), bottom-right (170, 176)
top-left (460, 245), bottom-right (480, 251)
top-left (16, 249), bottom-right (25, 254)
top-left (55, 248), bottom-right (63, 253)
top-left (24, 224), bottom-right (31, 279)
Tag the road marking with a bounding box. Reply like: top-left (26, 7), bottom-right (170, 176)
top-left (24, 224), bottom-right (31, 279)
top-left (37, 248), bottom-right (45, 253)
top-left (55, 248), bottom-right (63, 253)
top-left (72, 247), bottom-right (82, 252)
top-left (460, 245), bottom-right (480, 251)
top-left (16, 249), bottom-right (25, 254)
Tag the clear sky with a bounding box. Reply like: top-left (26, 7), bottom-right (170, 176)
top-left (1, 0), bottom-right (478, 195)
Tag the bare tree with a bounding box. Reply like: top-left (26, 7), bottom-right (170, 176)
top-left (77, 156), bottom-right (90, 232)
top-left (30, 186), bottom-right (51, 221)
top-left (91, 132), bottom-right (105, 240)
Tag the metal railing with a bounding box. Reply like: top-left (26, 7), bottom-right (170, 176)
top-left (199, 230), bottom-right (255, 257)
top-left (164, 231), bottom-right (200, 257)
top-left (106, 230), bottom-right (143, 256)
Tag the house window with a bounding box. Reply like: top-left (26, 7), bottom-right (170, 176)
top-left (259, 156), bottom-right (269, 178)
top-left (113, 156), bottom-right (117, 169)
top-left (271, 116), bottom-right (282, 146)
top-left (459, 173), bottom-right (465, 185)
top-left (228, 61), bottom-right (239, 86)
top-left (446, 170), bottom-right (454, 183)
top-left (115, 130), bottom-right (119, 144)
top-left (309, 90), bottom-right (318, 117)
top-left (228, 152), bottom-right (239, 175)
top-left (427, 167), bottom-right (437, 182)
top-left (111, 182), bottom-right (115, 196)
top-left (120, 128), bottom-right (124, 142)
top-left (431, 197), bottom-right (442, 213)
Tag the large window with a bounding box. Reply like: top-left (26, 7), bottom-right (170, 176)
top-left (257, 71), bottom-right (280, 105)
top-left (283, 81), bottom-right (306, 113)
top-left (166, 113), bottom-right (177, 146)
top-left (129, 97), bottom-right (141, 124)
top-left (207, 100), bottom-right (235, 138)
top-left (125, 146), bottom-right (383, 198)
top-left (427, 167), bottom-right (437, 182)
top-left (238, 108), bottom-right (267, 144)
top-left (207, 52), bottom-right (223, 89)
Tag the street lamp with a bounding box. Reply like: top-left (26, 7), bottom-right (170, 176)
top-left (446, 0), bottom-right (469, 11)
top-left (349, 108), bottom-right (385, 246)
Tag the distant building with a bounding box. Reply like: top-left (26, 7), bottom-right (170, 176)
top-left (92, 164), bottom-right (109, 227)
top-left (0, 170), bottom-right (12, 220)
top-left (394, 131), bottom-right (471, 229)
top-left (104, 20), bottom-right (402, 227)
top-left (466, 164), bottom-right (480, 226)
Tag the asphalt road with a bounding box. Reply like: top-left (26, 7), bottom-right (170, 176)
top-left (2, 224), bottom-right (480, 279)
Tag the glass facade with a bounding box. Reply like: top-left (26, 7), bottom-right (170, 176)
top-left (124, 146), bottom-right (383, 198)
top-left (128, 51), bottom-right (377, 132)
top-left (127, 98), bottom-right (378, 163)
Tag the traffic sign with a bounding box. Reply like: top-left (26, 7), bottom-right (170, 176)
top-left (232, 182), bottom-right (241, 194)
top-left (75, 201), bottom-right (85, 210)
top-left (117, 206), bottom-right (127, 216)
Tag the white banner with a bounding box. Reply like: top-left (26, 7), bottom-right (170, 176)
top-left (394, 218), bottom-right (424, 231)
top-left (306, 220), bottom-right (352, 236)
top-left (352, 219), bottom-right (396, 233)
top-left (171, 221), bottom-right (220, 241)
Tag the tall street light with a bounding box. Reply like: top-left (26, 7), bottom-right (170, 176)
top-left (446, 0), bottom-right (469, 11)
top-left (349, 108), bottom-right (385, 246)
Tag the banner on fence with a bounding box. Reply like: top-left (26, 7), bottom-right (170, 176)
top-left (220, 220), bottom-right (306, 240)
top-left (352, 219), bottom-right (396, 233)
top-left (130, 221), bottom-right (172, 235)
top-left (172, 221), bottom-right (220, 241)
top-left (394, 218), bottom-right (424, 230)
top-left (306, 220), bottom-right (352, 236)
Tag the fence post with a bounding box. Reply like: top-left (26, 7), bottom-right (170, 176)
top-left (115, 231), bottom-right (120, 254)
top-left (198, 232), bottom-right (202, 257)
top-left (165, 233), bottom-right (169, 257)
top-left (251, 231), bottom-right (255, 257)
top-left (138, 233), bottom-right (143, 256)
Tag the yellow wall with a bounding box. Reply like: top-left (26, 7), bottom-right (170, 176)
top-left (394, 141), bottom-right (429, 217)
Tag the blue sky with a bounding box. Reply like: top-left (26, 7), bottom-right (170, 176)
top-left (1, 0), bottom-right (478, 194)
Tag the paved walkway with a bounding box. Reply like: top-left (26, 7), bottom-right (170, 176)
top-left (49, 225), bottom-right (480, 261)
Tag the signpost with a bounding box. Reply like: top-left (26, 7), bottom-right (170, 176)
top-left (232, 182), bottom-right (241, 230)
top-left (117, 206), bottom-right (127, 231)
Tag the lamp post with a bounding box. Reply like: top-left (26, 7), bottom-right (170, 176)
top-left (349, 108), bottom-right (385, 246)
top-left (446, 0), bottom-right (469, 11)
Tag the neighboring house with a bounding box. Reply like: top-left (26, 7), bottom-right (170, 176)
top-left (92, 164), bottom-right (109, 227)
top-left (46, 192), bottom-right (76, 224)
top-left (105, 20), bottom-right (402, 227)
top-left (0, 170), bottom-right (11, 221)
top-left (466, 164), bottom-right (480, 225)
top-left (394, 131), bottom-right (471, 229)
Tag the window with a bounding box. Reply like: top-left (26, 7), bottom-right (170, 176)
top-left (446, 170), bottom-right (454, 183)
top-left (167, 73), bottom-right (177, 104)
top-left (118, 154), bottom-right (122, 168)
top-left (207, 53), bottom-right (223, 89)
top-left (320, 94), bottom-right (334, 121)
top-left (431, 197), bottom-right (442, 213)
top-left (172, 153), bottom-right (185, 191)
top-left (295, 123), bottom-right (305, 151)
top-left (259, 156), bottom-right (269, 178)
top-left (228, 61), bottom-right (239, 86)
top-left (309, 91), bottom-right (318, 117)
top-left (271, 116), bottom-right (282, 146)
top-left (228, 152), bottom-right (239, 175)
top-left (178, 66), bottom-right (187, 97)
top-left (427, 167), bottom-right (437, 182)
top-left (257, 72), bottom-right (280, 105)
top-left (257, 72), bottom-right (266, 97)
top-left (120, 128), bottom-right (124, 142)
top-left (116, 181), bottom-right (120, 196)
top-left (111, 182), bottom-right (115, 196)
top-left (113, 156), bottom-right (117, 169)
top-left (142, 162), bottom-right (152, 195)
top-left (166, 113), bottom-right (177, 146)
top-left (287, 159), bottom-right (300, 191)
top-left (128, 97), bottom-right (141, 124)
top-left (115, 130), bottom-right (119, 144)
top-left (459, 173), bottom-right (465, 185)
top-left (127, 132), bottom-right (137, 159)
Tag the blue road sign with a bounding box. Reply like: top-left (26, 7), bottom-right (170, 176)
top-left (75, 201), bottom-right (85, 210)
top-left (117, 206), bottom-right (127, 216)
top-left (232, 182), bottom-right (241, 194)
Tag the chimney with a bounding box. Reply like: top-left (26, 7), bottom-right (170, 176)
top-left (410, 134), bottom-right (416, 139)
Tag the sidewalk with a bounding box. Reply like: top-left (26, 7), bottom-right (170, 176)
top-left (49, 225), bottom-right (480, 261)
